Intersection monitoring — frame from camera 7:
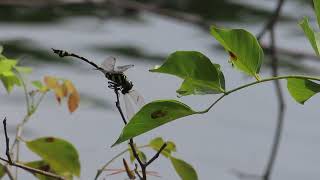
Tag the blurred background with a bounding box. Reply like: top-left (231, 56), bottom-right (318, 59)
top-left (0, 0), bottom-right (320, 179)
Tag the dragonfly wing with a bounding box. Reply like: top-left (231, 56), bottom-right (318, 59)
top-left (101, 56), bottom-right (116, 72)
top-left (115, 64), bottom-right (134, 72)
top-left (128, 90), bottom-right (145, 108)
top-left (123, 94), bottom-right (135, 120)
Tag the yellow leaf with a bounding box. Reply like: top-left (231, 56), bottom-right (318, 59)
top-left (62, 83), bottom-right (68, 97)
top-left (68, 90), bottom-right (80, 113)
top-left (54, 86), bottom-right (64, 104)
top-left (64, 80), bottom-right (76, 94)
top-left (44, 76), bottom-right (58, 89)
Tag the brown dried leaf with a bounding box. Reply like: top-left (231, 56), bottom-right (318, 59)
top-left (68, 90), bottom-right (80, 113)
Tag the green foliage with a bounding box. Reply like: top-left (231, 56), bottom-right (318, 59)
top-left (113, 100), bottom-right (196, 146)
top-left (210, 26), bottom-right (263, 79)
top-left (128, 144), bottom-right (147, 163)
top-left (150, 51), bottom-right (225, 96)
top-left (26, 137), bottom-right (81, 178)
top-left (0, 51), bottom-right (31, 93)
top-left (149, 137), bottom-right (176, 158)
top-left (287, 78), bottom-right (320, 104)
top-left (170, 156), bottom-right (198, 180)
top-left (299, 17), bottom-right (320, 56)
top-left (0, 163), bottom-right (5, 178)
top-left (24, 160), bottom-right (72, 180)
top-left (314, 0), bottom-right (320, 27)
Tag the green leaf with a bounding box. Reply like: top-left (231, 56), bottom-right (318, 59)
top-left (15, 66), bottom-right (33, 74)
top-left (149, 137), bottom-right (176, 158)
top-left (113, 100), bottom-right (196, 146)
top-left (26, 137), bottom-right (81, 177)
top-left (24, 160), bottom-right (72, 180)
top-left (0, 59), bottom-right (17, 74)
top-left (210, 26), bottom-right (263, 79)
top-left (0, 163), bottom-right (5, 178)
top-left (150, 51), bottom-right (225, 96)
top-left (299, 17), bottom-right (320, 56)
top-left (0, 46), bottom-right (3, 54)
top-left (128, 144), bottom-right (147, 163)
top-left (170, 156), bottom-right (198, 180)
top-left (287, 78), bottom-right (320, 104)
top-left (0, 71), bottom-right (21, 93)
top-left (314, 0), bottom-right (320, 27)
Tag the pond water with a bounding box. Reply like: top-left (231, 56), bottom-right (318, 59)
top-left (0, 1), bottom-right (320, 180)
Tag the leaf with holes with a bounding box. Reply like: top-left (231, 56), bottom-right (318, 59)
top-left (150, 51), bottom-right (225, 96)
top-left (210, 26), bottom-right (263, 79)
top-left (287, 78), bottom-right (320, 104)
top-left (26, 137), bottom-right (81, 177)
top-left (112, 100), bottom-right (196, 146)
top-left (170, 156), bottom-right (198, 180)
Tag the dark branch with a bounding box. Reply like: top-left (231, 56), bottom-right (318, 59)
top-left (3, 117), bottom-right (12, 164)
top-left (145, 143), bottom-right (167, 167)
top-left (52, 48), bottom-right (105, 73)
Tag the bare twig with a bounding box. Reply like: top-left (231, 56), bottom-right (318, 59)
top-left (145, 143), bottom-right (167, 167)
top-left (3, 118), bottom-right (13, 164)
top-left (0, 157), bottom-right (65, 180)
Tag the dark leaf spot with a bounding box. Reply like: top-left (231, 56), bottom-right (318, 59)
top-left (151, 110), bottom-right (167, 119)
top-left (45, 137), bottom-right (55, 143)
top-left (228, 51), bottom-right (237, 61)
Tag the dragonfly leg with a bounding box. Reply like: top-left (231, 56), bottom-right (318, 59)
top-left (108, 81), bottom-right (121, 90)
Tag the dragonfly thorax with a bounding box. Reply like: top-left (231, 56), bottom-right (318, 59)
top-left (106, 73), bottom-right (133, 94)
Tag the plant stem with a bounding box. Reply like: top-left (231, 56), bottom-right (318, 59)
top-left (198, 75), bottom-right (320, 114)
top-left (94, 145), bottom-right (149, 180)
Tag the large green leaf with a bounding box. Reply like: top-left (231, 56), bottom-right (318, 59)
top-left (149, 137), bottom-right (176, 158)
top-left (0, 163), bottom-right (5, 178)
top-left (314, 0), bottom-right (320, 27)
top-left (287, 78), bottom-right (320, 104)
top-left (210, 26), bottom-right (263, 79)
top-left (150, 51), bottom-right (225, 96)
top-left (113, 100), bottom-right (196, 146)
top-left (170, 156), bottom-right (198, 180)
top-left (24, 160), bottom-right (72, 180)
top-left (26, 137), bottom-right (81, 177)
top-left (299, 17), bottom-right (320, 56)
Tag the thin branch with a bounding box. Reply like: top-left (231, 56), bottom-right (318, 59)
top-left (3, 165), bottom-right (15, 180)
top-left (145, 143), bottom-right (167, 167)
top-left (0, 157), bottom-right (65, 180)
top-left (3, 118), bottom-right (13, 164)
top-left (257, 0), bottom-right (285, 40)
top-left (197, 75), bottom-right (320, 114)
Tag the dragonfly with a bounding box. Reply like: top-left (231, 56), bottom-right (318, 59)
top-left (52, 49), bottom-right (145, 120)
